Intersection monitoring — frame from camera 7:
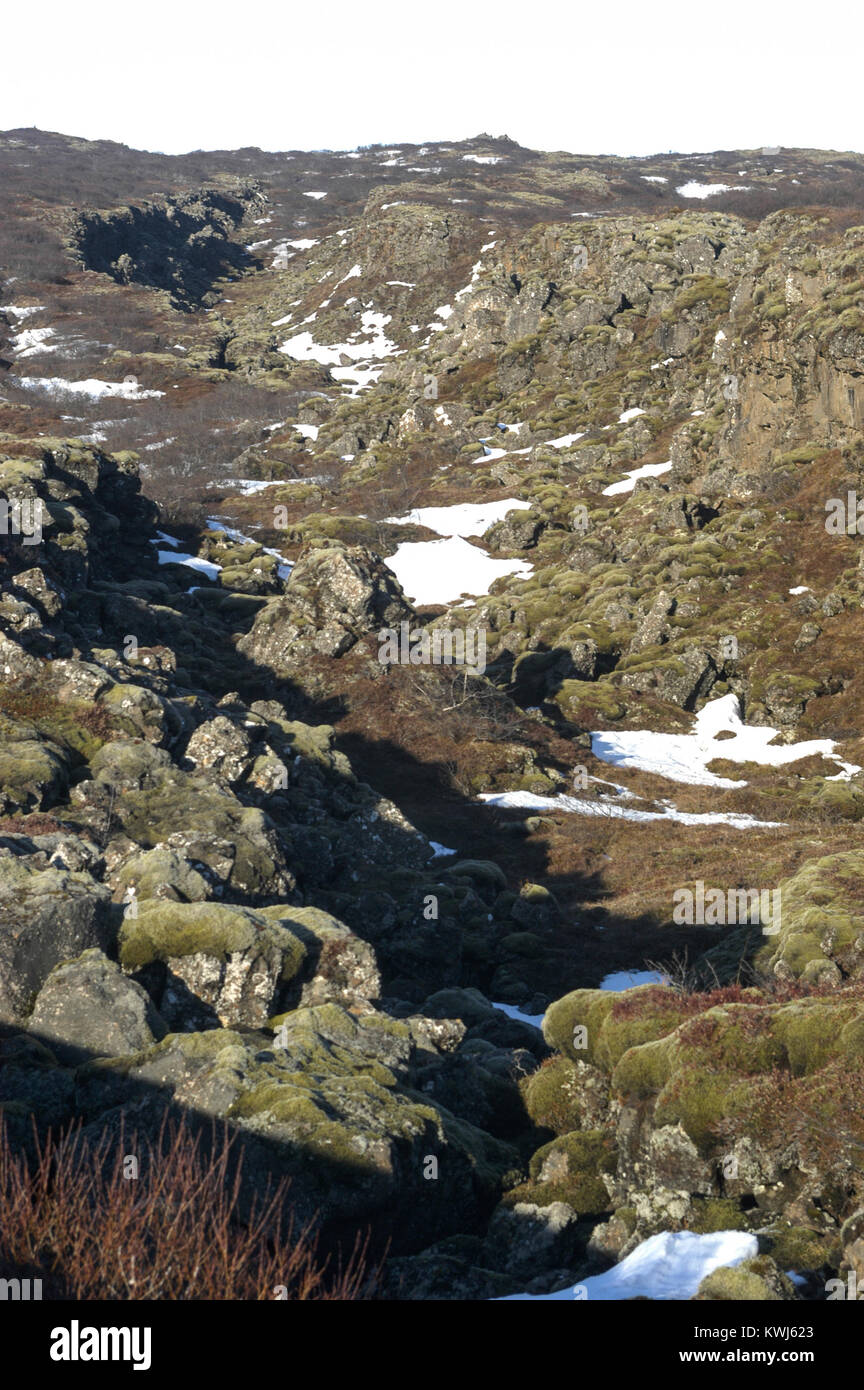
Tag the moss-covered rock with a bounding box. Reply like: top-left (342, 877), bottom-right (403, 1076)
top-left (260, 904), bottom-right (381, 1009)
top-left (77, 1002), bottom-right (517, 1252)
top-left (509, 1128), bottom-right (616, 1213)
top-left (761, 1225), bottom-right (839, 1273)
top-left (756, 851), bottom-right (864, 981)
top-left (521, 1054), bottom-right (609, 1134)
top-left (0, 738), bottom-right (68, 812)
top-left (113, 768), bottom-right (296, 899)
top-left (695, 1256), bottom-right (795, 1301)
top-left (120, 901), bottom-right (307, 1028)
top-left (0, 856), bottom-right (116, 1024)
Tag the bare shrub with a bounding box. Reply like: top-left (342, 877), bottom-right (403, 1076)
top-left (0, 1112), bottom-right (369, 1300)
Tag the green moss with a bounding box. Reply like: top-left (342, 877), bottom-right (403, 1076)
top-left (0, 686), bottom-right (108, 762)
top-left (116, 776), bottom-right (285, 896)
top-left (696, 1261), bottom-right (785, 1301)
top-left (506, 1127), bottom-right (614, 1212)
top-left (521, 1056), bottom-right (585, 1134)
top-left (653, 1067), bottom-right (752, 1151)
top-left (763, 1226), bottom-right (839, 1272)
top-left (688, 1197), bottom-right (750, 1233)
top-left (812, 779), bottom-right (864, 822)
top-left (612, 1033), bottom-right (678, 1097)
top-left (82, 1028), bottom-right (246, 1080)
top-left (120, 900), bottom-right (306, 979)
top-left (772, 1001), bottom-right (861, 1075)
top-left (596, 992), bottom-right (696, 1071)
top-left (543, 988), bottom-right (618, 1063)
top-left (553, 681), bottom-right (627, 722)
top-left (614, 1205), bottom-right (638, 1234)
top-left (776, 444), bottom-right (829, 465)
top-left (756, 850), bottom-right (864, 979)
top-left (0, 740), bottom-right (67, 810)
top-left (664, 276), bottom-right (730, 317)
top-left (529, 1128), bottom-right (615, 1178)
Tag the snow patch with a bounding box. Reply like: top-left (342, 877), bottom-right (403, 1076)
top-left (11, 325), bottom-right (56, 356)
top-left (499, 1230), bottom-right (758, 1301)
top-left (156, 550), bottom-right (221, 580)
top-left (478, 787), bottom-right (783, 830)
top-left (546, 432), bottom-right (584, 449)
top-left (675, 182), bottom-right (752, 199)
top-left (429, 841), bottom-right (457, 858)
top-left (14, 376), bottom-right (163, 401)
top-left (386, 535), bottom-right (532, 606)
top-left (385, 499), bottom-right (529, 538)
top-left (602, 460), bottom-right (672, 496)
top-left (591, 693), bottom-right (861, 788)
top-left (491, 1002), bottom-right (545, 1030)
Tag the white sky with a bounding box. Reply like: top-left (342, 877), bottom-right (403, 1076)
top-left (3, 0), bottom-right (864, 157)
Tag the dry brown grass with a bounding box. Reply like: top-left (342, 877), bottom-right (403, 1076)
top-left (0, 812), bottom-right (65, 836)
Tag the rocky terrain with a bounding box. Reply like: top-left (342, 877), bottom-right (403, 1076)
top-left (4, 128), bottom-right (864, 1300)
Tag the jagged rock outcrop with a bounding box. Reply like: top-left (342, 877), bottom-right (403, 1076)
top-left (239, 543), bottom-right (413, 667)
top-left (71, 183), bottom-right (264, 309)
top-left (0, 442), bottom-right (548, 1267)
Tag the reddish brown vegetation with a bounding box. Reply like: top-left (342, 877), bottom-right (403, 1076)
top-left (0, 1114), bottom-right (369, 1300)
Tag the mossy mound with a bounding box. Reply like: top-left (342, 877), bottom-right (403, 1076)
top-left (528, 1128), bottom-right (614, 1179)
top-left (504, 1128), bottom-right (616, 1213)
top-left (755, 850), bottom-right (864, 981)
top-left (761, 1225), bottom-right (839, 1273)
top-left (543, 985), bottom-right (694, 1067)
top-left (544, 981), bottom-right (864, 1161)
top-left (695, 1256), bottom-right (795, 1301)
top-left (521, 1056), bottom-right (587, 1133)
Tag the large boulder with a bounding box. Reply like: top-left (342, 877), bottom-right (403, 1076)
top-left (119, 900), bottom-right (308, 1029)
top-left (619, 644), bottom-right (718, 708)
top-left (755, 851), bottom-right (864, 984)
top-left (29, 948), bottom-right (167, 1062)
top-left (0, 736), bottom-right (69, 812)
top-left (483, 1200), bottom-right (586, 1281)
top-left (97, 765), bottom-right (296, 900)
top-left (260, 905), bottom-right (381, 1011)
top-left (0, 855), bottom-right (116, 1024)
top-left (238, 544), bottom-right (413, 670)
top-left (183, 716), bottom-right (254, 785)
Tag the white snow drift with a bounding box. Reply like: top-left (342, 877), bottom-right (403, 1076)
top-left (592, 692), bottom-right (860, 788)
top-left (499, 1230), bottom-right (758, 1301)
top-left (385, 499), bottom-right (530, 537)
top-left (386, 535), bottom-right (532, 606)
top-left (603, 460), bottom-right (672, 496)
top-left (15, 376), bottom-right (163, 401)
top-left (478, 786), bottom-right (783, 830)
